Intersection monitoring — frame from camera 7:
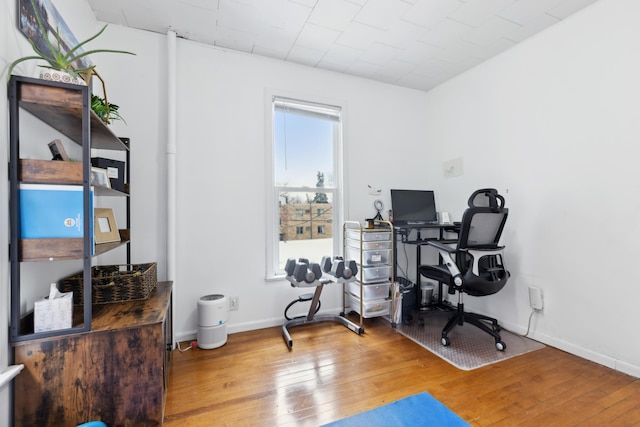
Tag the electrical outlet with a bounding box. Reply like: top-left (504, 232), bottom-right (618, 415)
top-left (528, 287), bottom-right (543, 310)
top-left (229, 296), bottom-right (239, 311)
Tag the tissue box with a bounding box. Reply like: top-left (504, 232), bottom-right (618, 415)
top-left (34, 284), bottom-right (73, 333)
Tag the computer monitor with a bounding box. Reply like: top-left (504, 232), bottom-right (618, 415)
top-left (390, 189), bottom-right (437, 224)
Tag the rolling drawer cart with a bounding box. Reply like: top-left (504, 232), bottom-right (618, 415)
top-left (343, 220), bottom-right (395, 326)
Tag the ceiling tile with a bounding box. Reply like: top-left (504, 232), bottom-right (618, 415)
top-left (335, 21), bottom-right (387, 50)
top-left (179, 0), bottom-right (219, 9)
top-left (505, 13), bottom-right (559, 43)
top-left (374, 59), bottom-right (418, 83)
top-left (321, 43), bottom-right (364, 65)
top-left (360, 42), bottom-right (404, 66)
top-left (346, 60), bottom-right (381, 78)
top-left (419, 18), bottom-right (475, 47)
top-left (287, 44), bottom-right (326, 66)
top-left (308, 0), bottom-right (362, 31)
top-left (354, 0), bottom-right (412, 31)
top-left (496, 0), bottom-right (560, 25)
top-left (295, 23), bottom-right (342, 51)
top-left (379, 19), bottom-right (430, 49)
top-left (402, 0), bottom-right (463, 29)
top-left (290, 0), bottom-right (319, 7)
top-left (449, 0), bottom-right (515, 28)
top-left (548, 0), bottom-right (599, 19)
top-left (472, 37), bottom-right (516, 61)
top-left (252, 45), bottom-right (289, 60)
top-left (462, 16), bottom-right (521, 47)
top-left (434, 39), bottom-right (479, 64)
top-left (214, 26), bottom-right (255, 53)
top-left (395, 41), bottom-right (441, 65)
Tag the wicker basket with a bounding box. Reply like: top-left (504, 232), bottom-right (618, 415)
top-left (60, 262), bottom-right (157, 305)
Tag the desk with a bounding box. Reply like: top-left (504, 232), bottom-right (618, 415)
top-left (393, 224), bottom-right (459, 310)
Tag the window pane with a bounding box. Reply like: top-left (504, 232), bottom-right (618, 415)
top-left (278, 191), bottom-right (333, 271)
top-left (274, 109), bottom-right (335, 188)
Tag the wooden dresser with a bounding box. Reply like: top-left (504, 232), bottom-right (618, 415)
top-left (13, 281), bottom-right (173, 426)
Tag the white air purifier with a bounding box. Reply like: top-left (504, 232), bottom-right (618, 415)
top-left (197, 294), bottom-right (228, 349)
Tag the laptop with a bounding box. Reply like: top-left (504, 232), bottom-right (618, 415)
top-left (390, 189), bottom-right (437, 227)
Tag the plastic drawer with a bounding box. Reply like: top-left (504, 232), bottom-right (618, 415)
top-left (346, 281), bottom-right (390, 300)
top-left (359, 265), bottom-right (392, 283)
top-left (346, 293), bottom-right (390, 318)
top-left (345, 238), bottom-right (392, 250)
top-left (346, 246), bottom-right (392, 265)
top-left (345, 230), bottom-right (391, 242)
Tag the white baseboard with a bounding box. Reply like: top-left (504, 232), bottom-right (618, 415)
top-left (500, 318), bottom-right (639, 378)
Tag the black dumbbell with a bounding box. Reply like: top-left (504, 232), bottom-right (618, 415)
top-left (320, 256), bottom-right (333, 273)
top-left (293, 262), bottom-right (318, 283)
top-left (309, 263), bottom-right (322, 282)
top-left (284, 258), bottom-right (297, 276)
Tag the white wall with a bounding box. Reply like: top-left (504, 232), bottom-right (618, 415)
top-left (173, 40), bottom-right (429, 338)
top-left (421, 0), bottom-right (640, 376)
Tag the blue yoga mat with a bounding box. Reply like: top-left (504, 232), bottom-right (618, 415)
top-left (322, 392), bottom-right (470, 427)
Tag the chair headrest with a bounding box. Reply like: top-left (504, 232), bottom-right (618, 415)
top-left (468, 188), bottom-right (505, 211)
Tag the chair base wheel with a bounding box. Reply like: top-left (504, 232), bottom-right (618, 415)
top-left (495, 341), bottom-right (506, 351)
top-left (441, 336), bottom-right (451, 346)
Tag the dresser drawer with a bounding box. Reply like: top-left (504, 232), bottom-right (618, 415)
top-left (346, 246), bottom-right (392, 265)
top-left (346, 293), bottom-right (390, 318)
top-left (359, 265), bottom-right (392, 283)
top-left (345, 229), bottom-right (391, 242)
top-left (346, 238), bottom-right (392, 250)
top-left (346, 281), bottom-right (390, 300)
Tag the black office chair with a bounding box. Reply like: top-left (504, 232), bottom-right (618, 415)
top-left (418, 188), bottom-right (510, 351)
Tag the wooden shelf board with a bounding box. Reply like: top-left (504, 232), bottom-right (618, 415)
top-left (20, 230), bottom-right (130, 262)
top-left (16, 77), bottom-right (128, 151)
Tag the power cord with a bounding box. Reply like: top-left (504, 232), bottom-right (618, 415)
top-left (176, 340), bottom-right (198, 352)
top-left (509, 309), bottom-right (538, 338)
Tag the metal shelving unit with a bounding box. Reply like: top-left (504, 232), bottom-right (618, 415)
top-left (343, 220), bottom-right (395, 326)
top-left (8, 75), bottom-right (129, 342)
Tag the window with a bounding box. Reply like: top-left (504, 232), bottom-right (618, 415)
top-left (266, 94), bottom-right (344, 279)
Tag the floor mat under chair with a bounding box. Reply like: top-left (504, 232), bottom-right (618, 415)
top-left (396, 312), bottom-right (545, 370)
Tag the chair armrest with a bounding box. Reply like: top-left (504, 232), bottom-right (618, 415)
top-left (426, 240), bottom-right (456, 253)
top-left (466, 247), bottom-right (506, 276)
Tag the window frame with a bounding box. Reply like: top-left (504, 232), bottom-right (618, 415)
top-left (264, 89), bottom-right (347, 281)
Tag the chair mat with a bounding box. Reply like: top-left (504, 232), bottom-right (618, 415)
top-left (396, 310), bottom-right (545, 370)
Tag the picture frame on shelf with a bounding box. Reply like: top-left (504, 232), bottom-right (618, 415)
top-left (94, 208), bottom-right (120, 244)
top-left (47, 139), bottom-right (69, 161)
top-left (91, 167), bottom-right (111, 188)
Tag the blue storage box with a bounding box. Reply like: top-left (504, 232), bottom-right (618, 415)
top-left (20, 184), bottom-right (93, 239)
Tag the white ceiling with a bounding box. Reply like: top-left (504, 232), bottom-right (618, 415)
top-left (87, 0), bottom-right (599, 92)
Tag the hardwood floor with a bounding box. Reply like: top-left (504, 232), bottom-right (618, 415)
top-left (164, 316), bottom-right (640, 426)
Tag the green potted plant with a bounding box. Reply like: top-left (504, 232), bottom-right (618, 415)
top-left (91, 94), bottom-right (126, 125)
top-left (7, 0), bottom-right (134, 83)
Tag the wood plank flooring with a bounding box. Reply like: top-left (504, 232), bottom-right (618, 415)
top-left (164, 316), bottom-right (640, 426)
